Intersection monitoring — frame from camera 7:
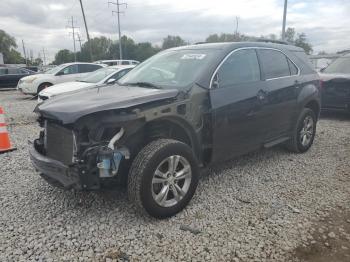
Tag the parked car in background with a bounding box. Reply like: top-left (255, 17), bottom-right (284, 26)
top-left (30, 42), bottom-right (321, 218)
top-left (94, 59), bottom-right (139, 66)
top-left (0, 67), bottom-right (36, 89)
top-left (38, 65), bottom-right (135, 103)
top-left (17, 62), bottom-right (105, 95)
top-left (319, 53), bottom-right (350, 111)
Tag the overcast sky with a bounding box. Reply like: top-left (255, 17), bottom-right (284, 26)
top-left (1, 0), bottom-right (349, 62)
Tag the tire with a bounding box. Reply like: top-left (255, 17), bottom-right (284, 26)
top-left (37, 83), bottom-right (52, 94)
top-left (285, 108), bottom-right (317, 153)
top-left (128, 139), bottom-right (199, 218)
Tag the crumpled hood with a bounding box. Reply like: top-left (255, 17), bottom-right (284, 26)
top-left (40, 81), bottom-right (92, 97)
top-left (37, 84), bottom-right (179, 124)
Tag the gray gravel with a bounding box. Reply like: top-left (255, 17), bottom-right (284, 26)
top-left (0, 90), bottom-right (349, 261)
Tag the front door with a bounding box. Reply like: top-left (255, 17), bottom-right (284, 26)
top-left (210, 48), bottom-right (267, 162)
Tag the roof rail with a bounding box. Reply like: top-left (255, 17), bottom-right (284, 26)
top-left (256, 38), bottom-right (289, 45)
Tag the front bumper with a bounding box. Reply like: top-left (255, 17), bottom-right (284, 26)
top-left (17, 81), bottom-right (37, 95)
top-left (29, 141), bottom-right (81, 189)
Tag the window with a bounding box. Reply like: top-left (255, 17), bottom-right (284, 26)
top-left (324, 57), bottom-right (350, 74)
top-left (132, 61), bottom-right (139, 65)
top-left (78, 64), bottom-right (101, 73)
top-left (121, 61), bottom-right (130, 65)
top-left (217, 49), bottom-right (260, 87)
top-left (0, 68), bottom-right (8, 75)
top-left (259, 49), bottom-right (291, 79)
top-left (288, 59), bottom-right (298, 75)
top-left (8, 68), bottom-right (20, 74)
top-left (108, 68), bottom-right (131, 81)
top-left (60, 64), bottom-right (78, 75)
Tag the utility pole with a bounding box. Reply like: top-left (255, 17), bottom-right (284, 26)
top-left (108, 0), bottom-right (127, 60)
top-left (234, 16), bottom-right (239, 36)
top-left (76, 34), bottom-right (84, 51)
top-left (78, 0), bottom-right (93, 61)
top-left (281, 0), bottom-right (288, 41)
top-left (21, 40), bottom-right (28, 66)
top-left (42, 48), bottom-right (46, 66)
top-left (67, 16), bottom-right (78, 62)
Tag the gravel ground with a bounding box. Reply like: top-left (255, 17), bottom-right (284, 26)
top-left (0, 90), bottom-right (349, 262)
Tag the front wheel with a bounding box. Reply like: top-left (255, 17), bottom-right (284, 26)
top-left (285, 108), bottom-right (317, 153)
top-left (37, 83), bottom-right (52, 95)
top-left (128, 139), bottom-right (199, 218)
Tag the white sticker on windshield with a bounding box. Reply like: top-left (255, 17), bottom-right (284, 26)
top-left (181, 54), bottom-right (207, 60)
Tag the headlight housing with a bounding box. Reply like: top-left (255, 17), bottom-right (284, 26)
top-left (24, 77), bottom-right (37, 83)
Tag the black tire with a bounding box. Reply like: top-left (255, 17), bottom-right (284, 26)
top-left (285, 108), bottom-right (317, 153)
top-left (37, 83), bottom-right (52, 94)
top-left (128, 139), bottom-right (199, 218)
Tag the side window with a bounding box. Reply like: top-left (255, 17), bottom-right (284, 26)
top-left (0, 68), bottom-right (8, 75)
top-left (288, 59), bottom-right (298, 75)
top-left (259, 49), bottom-right (290, 79)
top-left (217, 49), bottom-right (260, 87)
top-left (121, 61), bottom-right (129, 65)
top-left (109, 68), bottom-right (131, 81)
top-left (8, 68), bottom-right (20, 74)
top-left (61, 65), bottom-right (78, 75)
top-left (79, 64), bottom-right (101, 73)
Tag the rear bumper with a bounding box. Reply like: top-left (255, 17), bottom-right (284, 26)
top-left (29, 141), bottom-right (81, 189)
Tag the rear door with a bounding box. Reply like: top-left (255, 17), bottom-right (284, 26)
top-left (210, 48), bottom-right (267, 162)
top-left (0, 68), bottom-right (9, 88)
top-left (257, 48), bottom-right (299, 141)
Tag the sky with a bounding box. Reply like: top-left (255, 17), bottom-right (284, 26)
top-left (1, 0), bottom-right (350, 62)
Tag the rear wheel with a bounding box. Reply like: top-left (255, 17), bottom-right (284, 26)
top-left (285, 108), bottom-right (316, 153)
top-left (128, 139), bottom-right (199, 218)
top-left (37, 83), bottom-right (52, 95)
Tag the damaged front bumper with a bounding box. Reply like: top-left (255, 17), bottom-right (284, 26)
top-left (29, 141), bottom-right (81, 189)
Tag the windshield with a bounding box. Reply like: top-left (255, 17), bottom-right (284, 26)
top-left (324, 56), bottom-right (350, 74)
top-left (45, 64), bottom-right (66, 74)
top-left (118, 49), bottom-right (218, 89)
top-left (80, 67), bottom-right (118, 83)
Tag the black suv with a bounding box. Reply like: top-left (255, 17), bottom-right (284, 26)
top-left (30, 42), bottom-right (321, 218)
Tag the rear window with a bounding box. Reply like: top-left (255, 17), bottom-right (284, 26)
top-left (259, 49), bottom-right (290, 79)
top-left (324, 57), bottom-right (350, 74)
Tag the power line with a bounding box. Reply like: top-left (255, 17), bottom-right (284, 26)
top-left (78, 0), bottom-right (93, 62)
top-left (66, 16), bottom-right (79, 62)
top-left (108, 0), bottom-right (127, 60)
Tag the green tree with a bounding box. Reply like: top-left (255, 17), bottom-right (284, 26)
top-left (283, 27), bottom-right (313, 54)
top-left (53, 49), bottom-right (74, 64)
top-left (0, 29), bottom-right (25, 63)
top-left (162, 35), bottom-right (186, 50)
top-left (206, 33), bottom-right (251, 43)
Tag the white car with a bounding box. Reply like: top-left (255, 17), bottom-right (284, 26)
top-left (38, 65), bottom-right (135, 103)
top-left (17, 62), bottom-right (105, 95)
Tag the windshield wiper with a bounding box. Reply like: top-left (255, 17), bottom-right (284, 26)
top-left (123, 82), bottom-right (162, 89)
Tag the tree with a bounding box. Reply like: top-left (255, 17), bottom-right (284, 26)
top-left (53, 49), bottom-right (75, 65)
top-left (206, 33), bottom-right (251, 43)
top-left (294, 33), bottom-right (313, 54)
top-left (0, 29), bottom-right (25, 63)
top-left (162, 35), bottom-right (186, 50)
top-left (283, 27), bottom-right (313, 54)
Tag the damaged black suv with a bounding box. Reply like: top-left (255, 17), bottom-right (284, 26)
top-left (30, 42), bottom-right (321, 218)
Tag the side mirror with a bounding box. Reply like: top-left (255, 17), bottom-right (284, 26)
top-left (106, 78), bottom-right (116, 84)
top-left (212, 73), bottom-right (220, 89)
top-left (56, 71), bottom-right (64, 76)
top-left (320, 67), bottom-right (326, 72)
